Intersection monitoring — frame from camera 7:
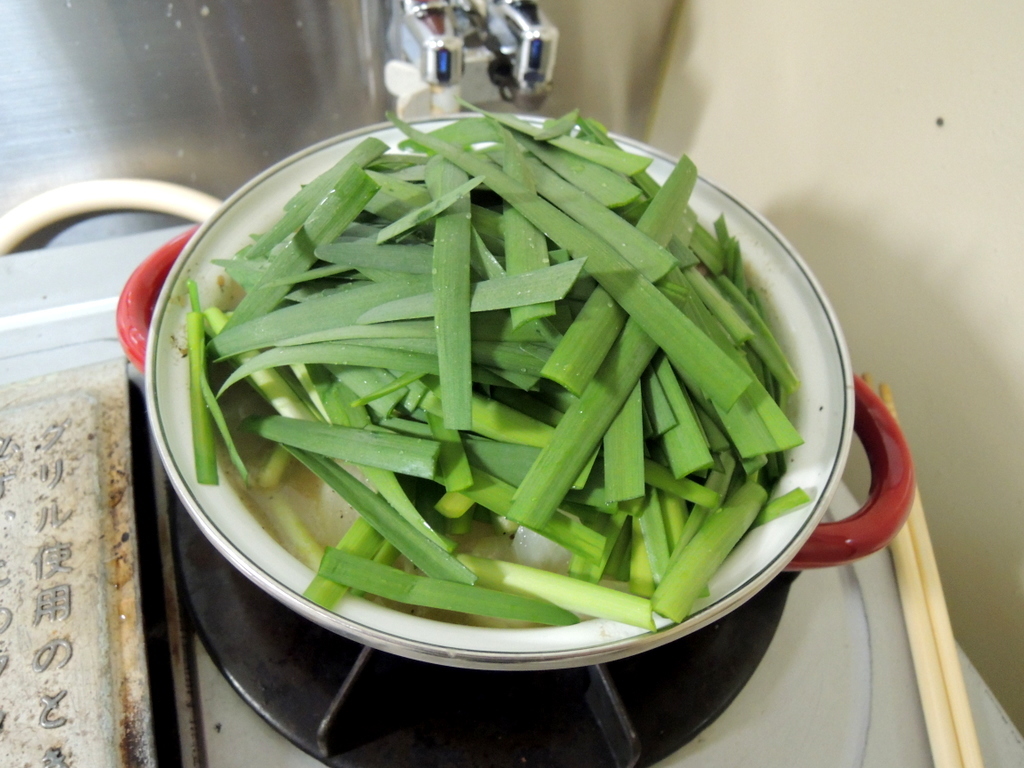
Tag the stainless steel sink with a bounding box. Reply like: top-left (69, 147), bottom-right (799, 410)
top-left (0, 1), bottom-right (391, 217)
top-left (0, 0), bottom-right (680, 246)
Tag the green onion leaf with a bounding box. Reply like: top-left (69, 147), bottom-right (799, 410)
top-left (319, 549), bottom-right (578, 626)
top-left (288, 447), bottom-right (475, 584)
top-left (243, 415), bottom-right (440, 479)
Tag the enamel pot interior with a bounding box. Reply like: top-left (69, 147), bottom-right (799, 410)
top-left (146, 119), bottom-right (854, 670)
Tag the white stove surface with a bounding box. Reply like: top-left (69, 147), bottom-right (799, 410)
top-left (2, 225), bottom-right (1023, 768)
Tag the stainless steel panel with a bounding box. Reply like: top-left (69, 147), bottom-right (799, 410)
top-left (0, 1), bottom-right (388, 214)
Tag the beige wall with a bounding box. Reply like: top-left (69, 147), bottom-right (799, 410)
top-left (540, 0), bottom-right (682, 139)
top-left (645, 0), bottom-right (1024, 727)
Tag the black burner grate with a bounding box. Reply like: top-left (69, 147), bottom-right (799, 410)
top-left (173, 499), bottom-right (794, 768)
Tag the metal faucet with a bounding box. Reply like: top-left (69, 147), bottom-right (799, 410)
top-left (386, 0), bottom-right (558, 117)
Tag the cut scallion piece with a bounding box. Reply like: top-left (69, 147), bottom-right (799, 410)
top-left (427, 411), bottom-right (474, 492)
top-left (643, 459), bottom-right (719, 509)
top-left (355, 259), bottom-right (587, 325)
top-left (288, 447), bottom-right (475, 584)
top-left (304, 518), bottom-right (384, 609)
top-left (187, 310), bottom-right (218, 485)
top-left (652, 480), bottom-right (767, 622)
top-left (375, 175), bottom-right (483, 244)
top-left (210, 275), bottom-right (435, 358)
top-left (435, 490), bottom-right (476, 519)
top-left (351, 370), bottom-right (427, 407)
top-left (223, 136), bottom-right (388, 331)
top-left (501, 134), bottom-right (556, 329)
top-left (514, 133), bottom-right (641, 209)
top-left (319, 549), bottom-right (578, 626)
top-left (629, 514), bottom-right (656, 598)
top-left (505, 319), bottom-right (657, 529)
top-left (359, 464), bottom-right (456, 553)
top-left (243, 415), bottom-right (440, 479)
top-left (753, 487), bottom-right (811, 527)
top-left (534, 108), bottom-right (580, 141)
top-left (602, 383), bottom-right (646, 503)
top-left (638, 489), bottom-right (671, 583)
top-left (427, 157), bottom-right (475, 430)
top-left (457, 554), bottom-right (654, 630)
top-left (568, 511), bottom-right (627, 583)
top-left (226, 165), bottom-right (381, 329)
top-left (541, 287), bottom-right (626, 396)
top-left (454, 468), bottom-right (605, 562)
top-left (461, 106), bottom-right (652, 177)
top-left (660, 490), bottom-right (688, 553)
top-left (315, 241), bottom-right (434, 274)
top-left (715, 275), bottom-right (800, 395)
top-left (653, 354), bottom-right (713, 478)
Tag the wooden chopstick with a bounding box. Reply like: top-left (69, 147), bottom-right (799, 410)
top-left (873, 379), bottom-right (985, 768)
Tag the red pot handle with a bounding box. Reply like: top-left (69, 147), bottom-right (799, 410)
top-left (116, 225), bottom-right (198, 372)
top-left (786, 374), bottom-right (915, 569)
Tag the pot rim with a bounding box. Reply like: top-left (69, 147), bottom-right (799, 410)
top-left (145, 117), bottom-right (854, 670)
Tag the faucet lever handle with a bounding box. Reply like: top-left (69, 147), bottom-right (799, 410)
top-left (400, 0), bottom-right (464, 87)
top-left (486, 0), bottom-right (558, 98)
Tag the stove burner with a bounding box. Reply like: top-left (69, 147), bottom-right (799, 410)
top-left (173, 500), bottom-right (795, 768)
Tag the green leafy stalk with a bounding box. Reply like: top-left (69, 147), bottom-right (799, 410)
top-left (355, 259), bottom-right (587, 325)
top-left (652, 480), bottom-right (768, 622)
top-left (243, 415), bottom-right (440, 479)
top-left (569, 511), bottom-right (628, 583)
top-left (505, 319), bottom-right (656, 529)
top-left (534, 108), bottom-right (580, 141)
top-left (753, 487), bottom-right (811, 527)
top-left (514, 133), bottom-right (641, 209)
top-left (187, 310), bottom-right (218, 485)
top-left (426, 157), bottom-right (475, 429)
top-left (351, 370), bottom-right (427, 407)
top-left (222, 136), bottom-right (388, 330)
top-left (319, 549), bottom-right (578, 626)
top-left (288, 447), bottom-right (475, 584)
top-left (456, 468), bottom-right (605, 563)
top-left (212, 276), bottom-right (433, 358)
top-left (602, 383), bottom-right (646, 502)
top-left (457, 554), bottom-right (655, 630)
top-left (226, 164), bottom-right (382, 329)
top-left (653, 354), bottom-right (713, 477)
top-left (303, 518), bottom-right (384, 609)
top-left (376, 175), bottom-right (483, 243)
top-left (541, 287), bottom-right (626, 396)
top-left (629, 514), bottom-right (656, 598)
top-left (660, 490), bottom-right (688, 553)
top-left (426, 411), bottom-right (474, 492)
top-left (638, 489), bottom-right (671, 583)
top-left (460, 107), bottom-right (652, 176)
top-left (500, 130), bottom-right (557, 329)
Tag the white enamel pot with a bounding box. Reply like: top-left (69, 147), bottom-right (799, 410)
top-left (118, 118), bottom-right (915, 670)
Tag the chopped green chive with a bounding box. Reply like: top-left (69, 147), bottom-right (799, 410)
top-left (319, 549), bottom-right (578, 626)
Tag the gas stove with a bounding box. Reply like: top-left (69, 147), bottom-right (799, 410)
top-left (1, 225), bottom-right (1022, 768)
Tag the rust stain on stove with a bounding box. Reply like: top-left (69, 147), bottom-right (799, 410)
top-left (120, 677), bottom-right (152, 767)
top-left (93, 362), bottom-right (158, 767)
top-left (108, 465), bottom-right (128, 510)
